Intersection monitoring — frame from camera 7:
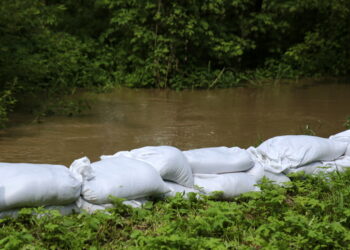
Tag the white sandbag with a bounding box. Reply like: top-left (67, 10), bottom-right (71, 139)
top-left (314, 163), bottom-right (342, 173)
top-left (330, 130), bottom-right (350, 156)
top-left (263, 171), bottom-right (291, 185)
top-left (284, 162), bottom-right (325, 175)
top-left (321, 156), bottom-right (350, 173)
top-left (69, 156), bottom-right (94, 182)
top-left (286, 163), bottom-right (340, 175)
top-left (183, 147), bottom-right (254, 174)
top-left (194, 173), bottom-right (259, 199)
top-left (76, 197), bottom-right (148, 214)
top-left (246, 147), bottom-right (265, 182)
top-left (251, 135), bottom-right (348, 173)
top-left (284, 156), bottom-right (350, 175)
top-left (0, 163), bottom-right (81, 212)
top-left (122, 199), bottom-right (148, 208)
top-left (163, 181), bottom-right (200, 198)
top-left (246, 162), bottom-right (265, 182)
top-left (101, 146), bottom-right (193, 187)
top-left (76, 197), bottom-right (113, 214)
top-left (343, 144), bottom-right (350, 156)
top-left (329, 155), bottom-right (350, 169)
top-left (329, 130), bottom-right (350, 143)
top-left (0, 203), bottom-right (79, 219)
top-left (70, 156), bottom-right (170, 204)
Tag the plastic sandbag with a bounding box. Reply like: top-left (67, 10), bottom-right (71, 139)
top-left (0, 203), bottom-right (79, 219)
top-left (76, 197), bottom-right (148, 214)
top-left (284, 162), bottom-right (326, 175)
top-left (0, 163), bottom-right (81, 212)
top-left (329, 129), bottom-right (350, 143)
top-left (76, 197), bottom-right (113, 214)
top-left (102, 146), bottom-right (193, 187)
top-left (194, 173), bottom-right (259, 199)
top-left (246, 148), bottom-right (265, 182)
top-left (327, 155), bottom-right (350, 169)
top-left (284, 156), bottom-right (350, 175)
top-left (183, 147), bottom-right (254, 174)
top-left (122, 199), bottom-right (148, 208)
top-left (246, 150), bottom-right (290, 185)
top-left (250, 135), bottom-right (347, 173)
top-left (330, 130), bottom-right (350, 156)
top-left (70, 156), bottom-right (170, 204)
top-left (163, 181), bottom-right (200, 198)
top-left (263, 171), bottom-right (291, 185)
top-left (246, 162), bottom-right (265, 182)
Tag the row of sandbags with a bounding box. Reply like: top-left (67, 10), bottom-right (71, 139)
top-left (248, 130), bottom-right (350, 183)
top-left (1, 130), bottom-right (350, 217)
top-left (69, 146), bottom-right (260, 213)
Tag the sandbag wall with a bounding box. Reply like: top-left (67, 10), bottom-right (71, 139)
top-left (1, 130), bottom-right (350, 217)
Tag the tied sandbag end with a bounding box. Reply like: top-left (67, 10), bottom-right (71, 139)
top-left (69, 156), bottom-right (94, 182)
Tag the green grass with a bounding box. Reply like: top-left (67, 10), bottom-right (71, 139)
top-left (1, 170), bottom-right (350, 249)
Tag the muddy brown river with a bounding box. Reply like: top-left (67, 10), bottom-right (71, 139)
top-left (0, 83), bottom-right (349, 166)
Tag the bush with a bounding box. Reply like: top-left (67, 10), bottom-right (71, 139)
top-left (1, 0), bottom-right (350, 125)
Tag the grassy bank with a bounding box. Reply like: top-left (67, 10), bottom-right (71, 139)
top-left (1, 170), bottom-right (350, 249)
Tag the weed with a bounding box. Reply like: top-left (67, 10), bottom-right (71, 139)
top-left (344, 116), bottom-right (350, 129)
top-left (2, 171), bottom-right (350, 249)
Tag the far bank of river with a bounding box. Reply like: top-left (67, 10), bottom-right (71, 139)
top-left (0, 82), bottom-right (349, 166)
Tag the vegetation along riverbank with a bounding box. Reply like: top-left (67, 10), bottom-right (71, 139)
top-left (1, 171), bottom-right (350, 249)
top-left (1, 0), bottom-right (350, 126)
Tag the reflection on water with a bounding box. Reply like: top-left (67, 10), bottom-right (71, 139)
top-left (0, 83), bottom-right (349, 166)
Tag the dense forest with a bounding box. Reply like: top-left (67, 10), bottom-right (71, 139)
top-left (1, 0), bottom-right (350, 126)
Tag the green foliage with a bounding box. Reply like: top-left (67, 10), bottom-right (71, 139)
top-left (31, 98), bottom-right (91, 124)
top-left (2, 171), bottom-right (350, 248)
top-left (300, 124), bottom-right (316, 136)
top-left (280, 0), bottom-right (350, 76)
top-left (0, 0), bottom-right (113, 127)
top-left (100, 0), bottom-right (268, 88)
top-left (1, 0), bottom-right (350, 126)
top-left (0, 83), bottom-right (17, 128)
top-left (344, 116), bottom-right (350, 130)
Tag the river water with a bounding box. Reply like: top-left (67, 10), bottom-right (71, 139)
top-left (0, 83), bottom-right (349, 166)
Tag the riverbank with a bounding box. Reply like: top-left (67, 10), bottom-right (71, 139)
top-left (1, 170), bottom-right (350, 249)
top-left (2, 0), bottom-right (350, 127)
top-left (6, 76), bottom-right (350, 125)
